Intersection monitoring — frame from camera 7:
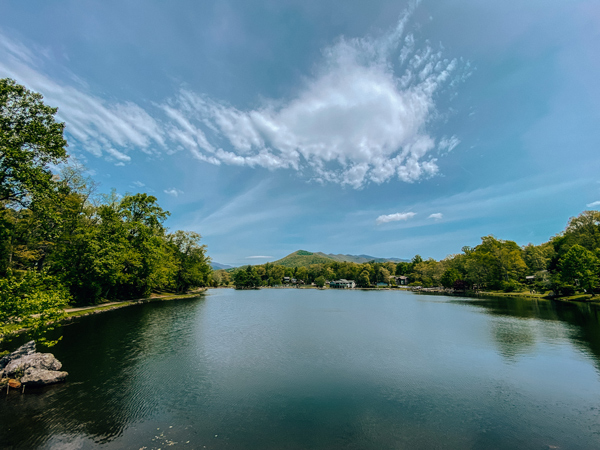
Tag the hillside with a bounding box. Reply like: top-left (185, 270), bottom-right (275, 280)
top-left (315, 252), bottom-right (409, 264)
top-left (211, 262), bottom-right (234, 270)
top-left (270, 250), bottom-right (408, 268)
top-left (271, 250), bottom-right (334, 267)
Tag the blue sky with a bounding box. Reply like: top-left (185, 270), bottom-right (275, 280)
top-left (1, 0), bottom-right (599, 266)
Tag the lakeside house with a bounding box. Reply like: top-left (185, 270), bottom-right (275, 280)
top-left (395, 276), bottom-right (408, 285)
top-left (330, 279), bottom-right (356, 289)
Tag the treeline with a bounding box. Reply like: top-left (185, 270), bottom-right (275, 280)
top-left (225, 209), bottom-right (600, 296)
top-left (1, 78), bottom-right (211, 341)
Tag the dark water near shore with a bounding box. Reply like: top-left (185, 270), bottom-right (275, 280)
top-left (3, 289), bottom-right (600, 449)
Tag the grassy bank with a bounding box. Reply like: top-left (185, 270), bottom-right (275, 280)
top-left (0, 290), bottom-right (207, 345)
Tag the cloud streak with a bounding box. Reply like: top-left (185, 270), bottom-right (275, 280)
top-left (586, 201), bottom-right (600, 208)
top-left (164, 188), bottom-right (183, 197)
top-left (376, 212), bottom-right (416, 225)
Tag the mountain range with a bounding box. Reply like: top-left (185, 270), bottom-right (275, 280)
top-left (212, 250), bottom-right (409, 270)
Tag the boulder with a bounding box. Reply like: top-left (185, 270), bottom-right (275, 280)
top-left (0, 341), bottom-right (36, 371)
top-left (21, 367), bottom-right (68, 386)
top-left (2, 353), bottom-right (62, 378)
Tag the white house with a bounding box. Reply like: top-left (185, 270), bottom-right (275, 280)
top-left (329, 279), bottom-right (356, 289)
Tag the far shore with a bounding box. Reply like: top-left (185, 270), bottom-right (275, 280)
top-left (221, 284), bottom-right (600, 304)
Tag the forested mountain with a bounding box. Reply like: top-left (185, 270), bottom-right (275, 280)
top-left (272, 250), bottom-right (335, 267)
top-left (271, 250), bottom-right (408, 268)
top-left (316, 252), bottom-right (409, 264)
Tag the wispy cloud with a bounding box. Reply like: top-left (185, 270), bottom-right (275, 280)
top-left (0, 34), bottom-right (164, 160)
top-left (245, 255), bottom-right (273, 259)
top-left (105, 147), bottom-right (131, 164)
top-left (376, 212), bottom-right (416, 225)
top-left (0, 5), bottom-right (466, 188)
top-left (131, 181), bottom-right (145, 188)
top-left (586, 200), bottom-right (600, 208)
top-left (428, 213), bottom-right (443, 220)
top-left (164, 188), bottom-right (183, 197)
top-left (163, 8), bottom-right (465, 188)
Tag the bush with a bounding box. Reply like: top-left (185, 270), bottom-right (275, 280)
top-left (0, 270), bottom-right (71, 345)
top-left (501, 280), bottom-right (523, 292)
top-left (558, 284), bottom-right (576, 296)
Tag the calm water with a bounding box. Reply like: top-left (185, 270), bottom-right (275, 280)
top-left (2, 289), bottom-right (600, 449)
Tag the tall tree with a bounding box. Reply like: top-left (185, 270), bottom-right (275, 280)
top-left (168, 230), bottom-right (211, 293)
top-left (0, 78), bottom-right (68, 207)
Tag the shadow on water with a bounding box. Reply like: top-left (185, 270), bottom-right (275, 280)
top-left (0, 295), bottom-right (207, 449)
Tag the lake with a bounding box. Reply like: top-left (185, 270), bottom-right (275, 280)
top-left (2, 288), bottom-right (600, 449)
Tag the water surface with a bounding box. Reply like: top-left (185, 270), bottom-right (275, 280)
top-left (2, 289), bottom-right (600, 449)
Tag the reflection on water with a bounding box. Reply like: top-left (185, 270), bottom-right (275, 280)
top-left (448, 295), bottom-right (600, 366)
top-left (2, 290), bottom-right (600, 449)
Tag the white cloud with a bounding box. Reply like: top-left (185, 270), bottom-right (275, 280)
top-left (438, 136), bottom-right (460, 153)
top-left (0, 4), bottom-right (464, 188)
top-left (587, 201), bottom-right (600, 208)
top-left (428, 213), bottom-right (443, 220)
top-left (164, 188), bottom-right (183, 197)
top-left (164, 10), bottom-right (461, 188)
top-left (245, 255), bottom-right (273, 259)
top-left (376, 212), bottom-right (416, 225)
top-left (105, 147), bottom-right (131, 163)
top-left (131, 181), bottom-right (145, 188)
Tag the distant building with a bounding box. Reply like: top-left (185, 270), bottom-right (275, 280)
top-left (395, 276), bottom-right (408, 285)
top-left (329, 279), bottom-right (356, 289)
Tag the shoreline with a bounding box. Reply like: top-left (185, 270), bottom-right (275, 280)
top-left (0, 290), bottom-right (207, 344)
top-left (222, 284), bottom-right (600, 305)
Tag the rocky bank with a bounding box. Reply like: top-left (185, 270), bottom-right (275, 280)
top-left (0, 341), bottom-right (68, 389)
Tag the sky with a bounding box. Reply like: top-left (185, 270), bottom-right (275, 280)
top-left (1, 0), bottom-right (599, 266)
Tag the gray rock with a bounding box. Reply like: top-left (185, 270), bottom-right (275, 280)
top-left (0, 341), bottom-right (36, 371)
top-left (2, 353), bottom-right (62, 378)
top-left (21, 367), bottom-right (68, 386)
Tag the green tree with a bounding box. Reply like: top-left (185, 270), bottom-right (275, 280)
top-left (168, 230), bottom-right (211, 293)
top-left (315, 276), bottom-right (326, 288)
top-left (559, 244), bottom-right (599, 293)
top-left (441, 267), bottom-right (461, 288)
top-left (0, 78), bottom-right (68, 208)
top-left (357, 270), bottom-right (371, 288)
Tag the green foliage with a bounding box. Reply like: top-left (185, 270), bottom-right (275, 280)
top-left (559, 244), bottom-right (599, 293)
top-left (0, 78), bottom-right (68, 208)
top-left (232, 266), bottom-right (262, 288)
top-left (168, 231), bottom-right (211, 293)
top-left (501, 279), bottom-right (523, 292)
top-left (272, 250), bottom-right (334, 267)
top-left (357, 270), bottom-right (371, 288)
top-left (0, 80), bottom-right (213, 308)
top-left (0, 270), bottom-right (70, 345)
top-left (315, 276), bottom-right (326, 288)
top-left (441, 268), bottom-right (461, 288)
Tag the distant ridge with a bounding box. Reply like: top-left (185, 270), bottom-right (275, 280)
top-left (211, 262), bottom-right (234, 270)
top-left (315, 252), bottom-right (409, 264)
top-left (270, 250), bottom-right (409, 268)
top-left (271, 250), bottom-right (333, 268)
